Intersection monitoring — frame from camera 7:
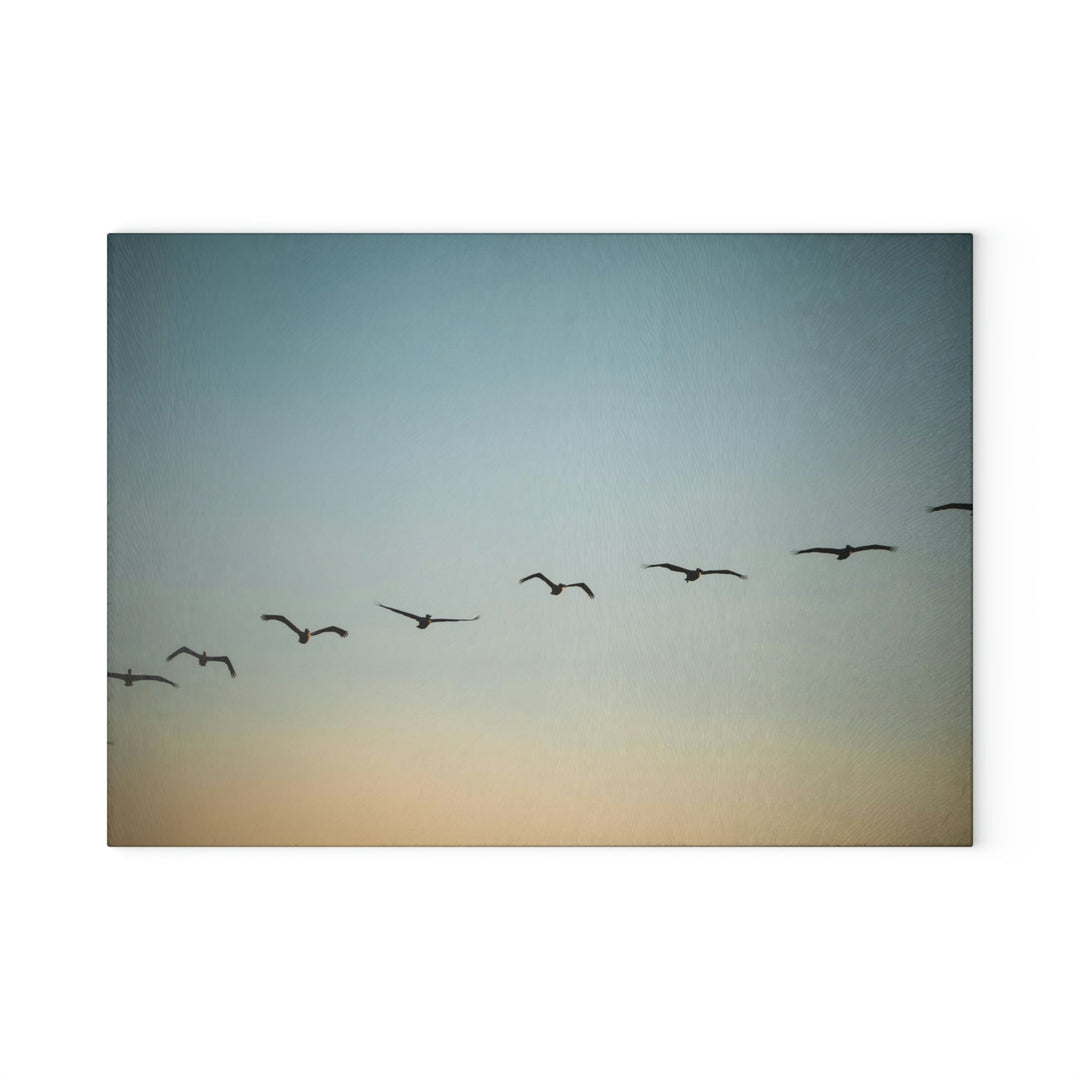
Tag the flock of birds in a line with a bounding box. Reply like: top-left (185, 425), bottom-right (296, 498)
top-left (107, 502), bottom-right (971, 689)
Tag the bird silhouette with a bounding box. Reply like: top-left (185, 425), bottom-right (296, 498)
top-left (793, 544), bottom-right (896, 560)
top-left (261, 614), bottom-right (348, 643)
top-left (519, 572), bottom-right (594, 598)
top-left (377, 603), bottom-right (479, 629)
top-left (643, 563), bottom-right (748, 582)
top-left (928, 503), bottom-right (972, 513)
top-left (108, 669), bottom-right (178, 688)
top-left (166, 647), bottom-right (236, 678)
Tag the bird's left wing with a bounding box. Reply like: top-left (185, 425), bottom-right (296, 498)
top-left (262, 614), bottom-right (303, 635)
top-left (851, 545), bottom-right (897, 552)
top-left (700, 570), bottom-right (748, 579)
top-left (134, 675), bottom-right (179, 687)
top-left (378, 603), bottom-right (422, 621)
top-left (519, 572), bottom-right (556, 588)
top-left (567, 583), bottom-right (595, 598)
top-left (166, 646), bottom-right (198, 662)
top-left (312, 626), bottom-right (349, 638)
top-left (430, 616), bottom-right (480, 623)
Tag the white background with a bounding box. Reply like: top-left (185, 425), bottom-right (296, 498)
top-left (3, 1), bottom-right (1076, 1076)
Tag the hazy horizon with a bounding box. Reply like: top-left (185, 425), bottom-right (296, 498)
top-left (107, 233), bottom-right (971, 845)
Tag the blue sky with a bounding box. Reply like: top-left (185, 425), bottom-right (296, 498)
top-left (107, 233), bottom-right (971, 844)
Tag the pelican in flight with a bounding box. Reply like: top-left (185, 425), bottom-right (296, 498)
top-left (519, 572), bottom-right (594, 598)
top-left (643, 563), bottom-right (748, 582)
top-left (794, 544), bottom-right (897, 560)
top-left (108, 669), bottom-right (178, 688)
top-left (377, 603), bottom-right (479, 629)
top-left (260, 614), bottom-right (348, 643)
top-left (928, 503), bottom-right (972, 513)
top-left (166, 647), bottom-right (236, 678)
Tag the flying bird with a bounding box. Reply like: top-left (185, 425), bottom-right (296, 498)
top-left (377, 603), bottom-right (479, 629)
top-left (643, 563), bottom-right (748, 582)
top-left (166, 647), bottom-right (236, 678)
top-left (928, 503), bottom-right (973, 513)
top-left (260, 614), bottom-right (348, 643)
top-left (108, 669), bottom-right (178, 688)
top-left (793, 544), bottom-right (897, 560)
top-left (519, 572), bottom-right (594, 598)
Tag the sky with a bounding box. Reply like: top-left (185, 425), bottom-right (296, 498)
top-left (107, 233), bottom-right (971, 845)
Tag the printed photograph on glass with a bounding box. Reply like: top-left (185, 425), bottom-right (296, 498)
top-left (107, 234), bottom-right (972, 845)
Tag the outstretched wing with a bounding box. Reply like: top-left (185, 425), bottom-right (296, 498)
top-left (700, 569), bottom-right (748, 580)
top-left (166, 646), bottom-right (198, 662)
top-left (850, 544), bottom-right (897, 553)
top-left (519, 572), bottom-right (556, 589)
top-left (107, 672), bottom-right (127, 681)
top-left (311, 626), bottom-right (348, 638)
top-left (208, 655), bottom-right (237, 677)
top-left (262, 614), bottom-right (302, 635)
top-left (644, 563), bottom-right (691, 574)
top-left (429, 616), bottom-right (480, 623)
top-left (567, 582), bottom-right (595, 598)
top-left (928, 503), bottom-right (972, 512)
top-left (378, 603), bottom-right (422, 622)
top-left (132, 675), bottom-right (179, 688)
top-left (794, 548), bottom-right (845, 556)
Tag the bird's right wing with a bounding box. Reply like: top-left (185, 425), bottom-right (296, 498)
top-left (519, 572), bottom-right (556, 588)
top-left (210, 655), bottom-right (237, 677)
top-left (701, 570), bottom-right (748, 579)
top-left (928, 503), bottom-right (972, 512)
top-left (312, 626), bottom-right (349, 638)
top-left (430, 616), bottom-right (480, 622)
top-left (261, 614), bottom-right (302, 635)
top-left (133, 675), bottom-right (179, 688)
top-left (794, 548), bottom-right (844, 556)
top-left (166, 646), bottom-right (197, 662)
top-left (107, 673), bottom-right (126, 680)
top-left (644, 563), bottom-right (690, 574)
top-left (377, 604), bottom-right (422, 622)
top-left (567, 583), bottom-right (595, 598)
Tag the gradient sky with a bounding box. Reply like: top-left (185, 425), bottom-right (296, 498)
top-left (107, 233), bottom-right (971, 845)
